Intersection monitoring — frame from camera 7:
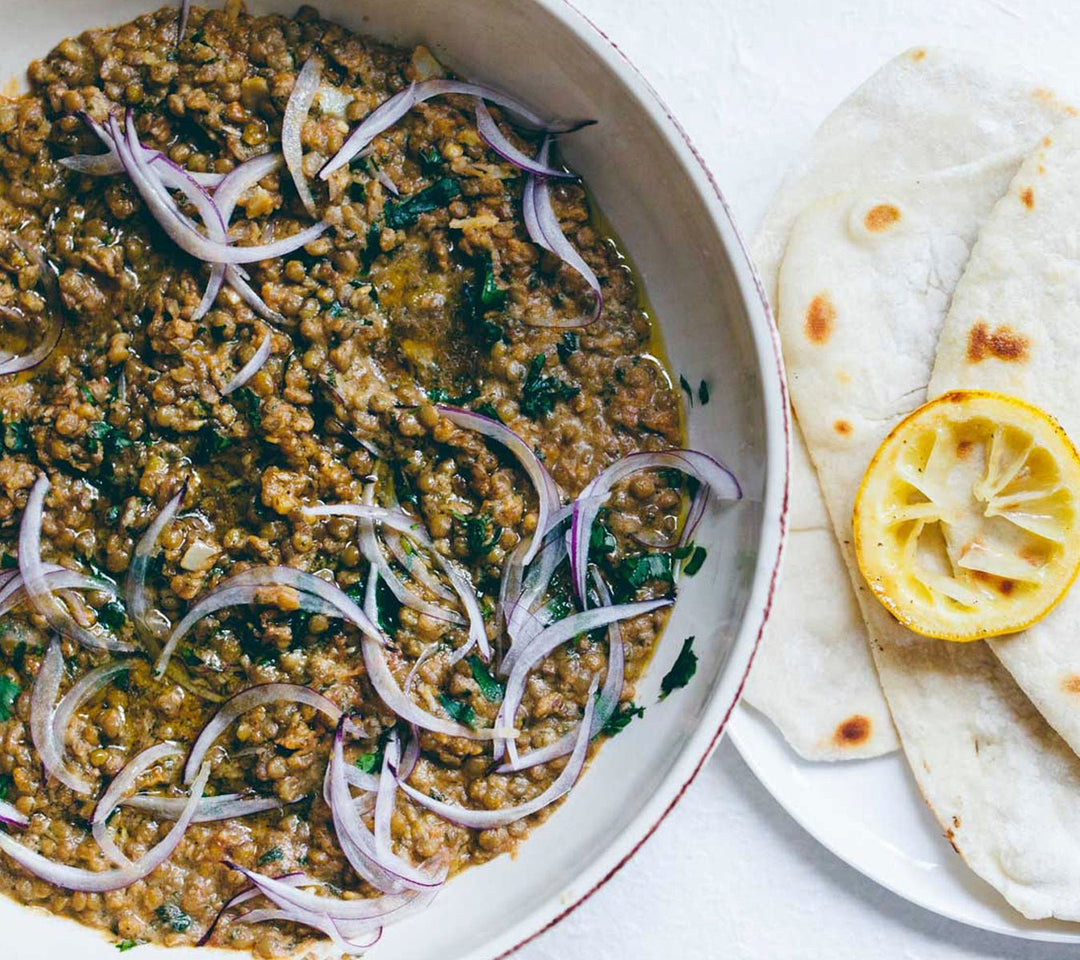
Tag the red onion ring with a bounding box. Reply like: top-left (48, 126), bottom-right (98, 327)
top-left (183, 683), bottom-right (342, 784)
top-left (112, 115), bottom-right (327, 265)
top-left (360, 632), bottom-right (513, 741)
top-left (568, 449), bottom-right (741, 603)
top-left (522, 138), bottom-right (602, 328)
top-left (0, 800), bottom-right (27, 829)
top-left (282, 56), bottom-right (323, 218)
top-left (126, 487), bottom-right (185, 638)
top-left (0, 567), bottom-right (113, 620)
top-left (176, 0), bottom-right (190, 46)
top-left (0, 762), bottom-right (211, 892)
top-left (0, 236), bottom-right (63, 376)
top-left (198, 872), bottom-right (328, 947)
top-left (401, 675), bottom-right (598, 828)
top-left (436, 405), bottom-right (562, 566)
top-left (498, 568), bottom-right (623, 772)
top-left (93, 742), bottom-right (185, 866)
top-left (220, 328), bottom-right (272, 396)
top-left (31, 637), bottom-right (95, 794)
top-left (235, 908), bottom-right (381, 954)
top-left (474, 100), bottom-right (577, 179)
top-left (121, 792), bottom-right (286, 823)
top-left (302, 504), bottom-right (489, 660)
top-left (372, 732), bottom-right (439, 891)
top-left (22, 478), bottom-right (132, 653)
top-left (320, 79), bottom-right (594, 180)
top-left (52, 659), bottom-right (131, 773)
top-left (494, 598), bottom-right (670, 765)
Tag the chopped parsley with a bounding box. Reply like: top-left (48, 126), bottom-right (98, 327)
top-left (2, 420), bottom-right (29, 453)
top-left (426, 384), bottom-right (480, 406)
top-left (234, 387), bottom-right (262, 431)
top-left (325, 300), bottom-right (346, 318)
top-left (155, 903), bottom-right (192, 933)
top-left (355, 750), bottom-right (382, 774)
top-left (438, 692), bottom-right (476, 728)
top-left (196, 425), bottom-right (231, 459)
top-left (698, 380), bottom-right (710, 405)
top-left (660, 636), bottom-right (698, 700)
top-left (418, 146), bottom-right (443, 172)
top-left (477, 257), bottom-right (507, 312)
top-left (601, 702), bottom-right (645, 737)
top-left (0, 553), bottom-right (16, 569)
top-left (520, 354), bottom-right (579, 419)
top-left (97, 600), bottom-right (127, 630)
top-left (0, 772), bottom-right (12, 800)
top-left (0, 676), bottom-right (20, 721)
top-left (588, 508), bottom-right (617, 560)
top-left (679, 374), bottom-right (694, 407)
top-left (616, 552), bottom-right (674, 592)
top-left (472, 401), bottom-right (502, 423)
top-left (683, 545), bottom-right (707, 576)
top-left (80, 385), bottom-right (97, 404)
top-left (557, 331), bottom-right (579, 363)
top-left (257, 847), bottom-right (284, 866)
top-left (468, 655), bottom-right (504, 702)
top-left (384, 177), bottom-right (462, 229)
top-left (454, 512), bottom-right (502, 558)
top-left (115, 940), bottom-right (144, 952)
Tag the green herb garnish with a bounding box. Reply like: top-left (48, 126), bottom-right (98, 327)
top-left (660, 636), bottom-right (697, 700)
top-left (557, 331), bottom-right (579, 363)
top-left (257, 847), bottom-right (284, 866)
top-left (0, 553), bottom-right (16, 569)
top-left (0, 772), bottom-right (13, 800)
top-left (683, 546), bottom-right (707, 576)
top-left (3, 420), bottom-right (29, 453)
top-left (520, 354), bottom-right (579, 419)
top-left (355, 750), bottom-right (382, 774)
top-left (601, 702), bottom-right (645, 737)
top-left (97, 600), bottom-right (127, 630)
top-left (477, 257), bottom-right (507, 311)
top-left (472, 402), bottom-right (502, 423)
top-left (326, 300), bottom-right (346, 318)
top-left (418, 146), bottom-right (443, 172)
top-left (618, 553), bottom-right (674, 590)
top-left (454, 512), bottom-right (502, 557)
top-left (698, 380), bottom-right (710, 404)
top-left (116, 940), bottom-right (143, 952)
top-left (588, 508), bottom-right (617, 559)
top-left (155, 903), bottom-right (192, 933)
top-left (679, 374), bottom-right (694, 407)
top-left (235, 387), bottom-right (262, 431)
top-left (0, 676), bottom-right (20, 721)
top-left (438, 693), bottom-right (476, 727)
top-left (384, 177), bottom-right (462, 229)
top-left (468, 655), bottom-right (504, 702)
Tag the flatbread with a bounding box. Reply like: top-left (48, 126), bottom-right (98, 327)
top-left (746, 45), bottom-right (1075, 760)
top-left (927, 119), bottom-right (1080, 761)
top-left (777, 131), bottom-right (1080, 919)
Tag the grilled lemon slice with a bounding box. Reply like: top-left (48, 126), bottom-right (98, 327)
top-left (854, 391), bottom-right (1080, 641)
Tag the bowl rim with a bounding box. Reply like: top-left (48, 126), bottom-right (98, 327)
top-left (475, 1), bottom-right (792, 957)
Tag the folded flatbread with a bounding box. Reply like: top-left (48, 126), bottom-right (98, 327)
top-left (776, 101), bottom-right (1080, 919)
top-left (746, 46), bottom-right (1072, 760)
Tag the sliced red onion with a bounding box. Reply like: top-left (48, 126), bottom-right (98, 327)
top-left (361, 634), bottom-right (513, 741)
top-left (122, 792), bottom-right (285, 822)
top-left (436, 406), bottom-right (561, 566)
top-left (0, 236), bottom-right (64, 375)
top-left (327, 721), bottom-right (446, 893)
top-left (474, 100), bottom-right (577, 179)
top-left (126, 487), bottom-right (185, 637)
top-left (236, 908), bottom-right (380, 955)
top-left (382, 529), bottom-right (455, 602)
top-left (568, 449), bottom-right (741, 603)
top-left (357, 485), bottom-right (463, 626)
top-left (523, 138), bottom-right (602, 328)
top-left (283, 56), bottom-right (323, 218)
top-left (375, 168), bottom-right (400, 197)
top-left (344, 763), bottom-right (380, 794)
top-left (112, 116), bottom-right (327, 265)
top-left (0, 800), bottom-right (27, 828)
top-left (371, 733), bottom-right (438, 891)
top-left (176, 0), bottom-right (190, 45)
top-left (60, 142), bottom-right (224, 189)
top-left (183, 683), bottom-right (342, 784)
top-left (321, 79), bottom-right (594, 180)
top-left (495, 598), bottom-right (670, 764)
top-left (225, 854), bottom-right (446, 928)
top-left (155, 569), bottom-right (360, 677)
top-left (21, 475), bottom-right (129, 652)
top-left (93, 742), bottom-right (184, 866)
top-left (401, 675), bottom-right (597, 828)
top-left (499, 569), bottom-right (623, 772)
top-left (0, 567), bottom-right (114, 620)
top-left (221, 328), bottom-right (272, 396)
top-left (52, 659), bottom-right (131, 767)
top-left (303, 504), bottom-right (489, 660)
top-left (198, 872), bottom-right (327, 947)
top-left (0, 762), bottom-right (210, 892)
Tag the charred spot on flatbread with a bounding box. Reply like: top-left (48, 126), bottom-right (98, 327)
top-left (864, 203), bottom-right (901, 232)
top-left (834, 714), bottom-right (871, 746)
top-left (805, 293), bottom-right (836, 344)
top-left (1020, 186), bottom-right (1035, 209)
top-left (966, 320), bottom-right (1030, 363)
top-left (1061, 674), bottom-right (1080, 694)
top-left (834, 419), bottom-right (853, 436)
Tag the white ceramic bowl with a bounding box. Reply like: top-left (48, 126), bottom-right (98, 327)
top-left (2, 2), bottom-right (788, 957)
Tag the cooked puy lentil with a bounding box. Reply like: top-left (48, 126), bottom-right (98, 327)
top-left (0, 1), bottom-right (700, 955)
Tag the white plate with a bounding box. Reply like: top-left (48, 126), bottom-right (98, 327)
top-left (729, 703), bottom-right (1080, 943)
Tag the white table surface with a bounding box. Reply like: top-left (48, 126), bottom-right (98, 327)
top-left (517, 1), bottom-right (1080, 958)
